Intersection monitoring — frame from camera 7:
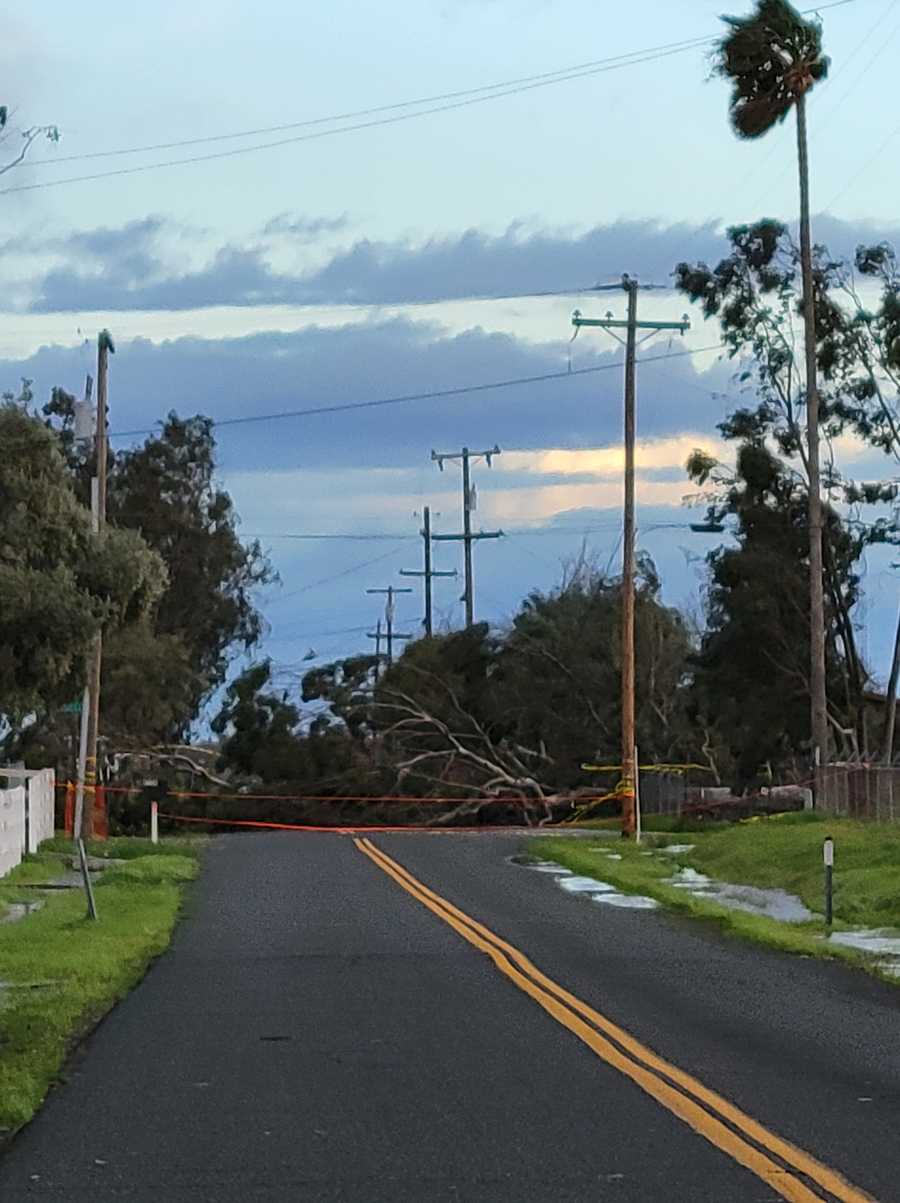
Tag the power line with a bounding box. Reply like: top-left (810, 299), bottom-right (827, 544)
top-left (110, 342), bottom-right (725, 439)
top-left (14, 0), bottom-right (856, 176)
top-left (266, 624), bottom-right (373, 644)
top-left (0, 47), bottom-right (707, 197)
top-left (268, 544), bottom-right (410, 605)
top-left (245, 523), bottom-right (620, 541)
top-left (0, 3), bottom-right (855, 197)
top-left (246, 532), bottom-right (419, 541)
top-left (824, 115), bottom-right (900, 209)
top-left (22, 35), bottom-right (717, 169)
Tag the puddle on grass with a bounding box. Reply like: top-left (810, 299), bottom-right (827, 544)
top-left (516, 857), bottom-right (659, 910)
top-left (559, 876), bottom-right (618, 894)
top-left (826, 929), bottom-right (900, 978)
top-left (668, 868), bottom-right (712, 889)
top-left (592, 893), bottom-right (660, 911)
top-left (665, 875), bottom-right (814, 923)
top-left (2, 899), bottom-right (45, 924)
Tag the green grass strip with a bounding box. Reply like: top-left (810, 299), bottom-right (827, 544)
top-left (530, 818), bottom-right (900, 981)
top-left (0, 839), bottom-right (200, 1134)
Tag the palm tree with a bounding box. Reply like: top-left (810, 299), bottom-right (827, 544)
top-left (716, 0), bottom-right (830, 784)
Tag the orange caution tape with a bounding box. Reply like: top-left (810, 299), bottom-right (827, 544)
top-left (156, 812), bottom-right (549, 833)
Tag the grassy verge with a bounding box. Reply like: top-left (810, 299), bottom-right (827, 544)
top-left (530, 813), bottom-right (900, 978)
top-left (0, 837), bottom-right (201, 1134)
top-left (41, 834), bottom-right (207, 860)
top-left (0, 855), bottom-right (65, 899)
top-left (680, 813), bottom-right (900, 929)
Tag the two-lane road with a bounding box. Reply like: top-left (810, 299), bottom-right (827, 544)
top-left (2, 831), bottom-right (898, 1201)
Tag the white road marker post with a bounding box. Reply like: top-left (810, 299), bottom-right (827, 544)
top-left (823, 835), bottom-right (834, 931)
top-left (150, 801), bottom-right (159, 845)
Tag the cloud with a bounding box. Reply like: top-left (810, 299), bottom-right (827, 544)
top-left (499, 437), bottom-right (724, 479)
top-left (262, 212), bottom-right (351, 240)
top-left (0, 316), bottom-right (735, 474)
top-left (17, 212), bottom-right (900, 316)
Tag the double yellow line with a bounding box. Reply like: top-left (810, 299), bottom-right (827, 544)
top-left (354, 836), bottom-right (875, 1203)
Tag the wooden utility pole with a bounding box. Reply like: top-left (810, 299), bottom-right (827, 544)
top-left (431, 446), bottom-right (503, 626)
top-left (621, 279), bottom-right (639, 840)
top-left (400, 506), bottom-right (456, 637)
top-left (573, 280), bottom-right (689, 837)
top-left (80, 331), bottom-right (115, 841)
top-left (367, 585), bottom-right (414, 667)
top-left (372, 619), bottom-right (383, 681)
top-left (72, 374), bottom-right (94, 844)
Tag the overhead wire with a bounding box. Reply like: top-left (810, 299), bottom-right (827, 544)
top-left (110, 342), bottom-right (725, 439)
top-left (0, 1), bottom-right (856, 197)
top-left (267, 543), bottom-right (411, 605)
top-left (21, 34), bottom-right (718, 168)
top-left (0, 46), bottom-right (718, 197)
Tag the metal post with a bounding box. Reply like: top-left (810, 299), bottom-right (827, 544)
top-left (72, 684), bottom-right (90, 846)
top-left (823, 835), bottom-right (834, 929)
top-left (77, 837), bottom-right (98, 921)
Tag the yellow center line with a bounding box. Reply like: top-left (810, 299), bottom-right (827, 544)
top-left (355, 836), bottom-right (876, 1203)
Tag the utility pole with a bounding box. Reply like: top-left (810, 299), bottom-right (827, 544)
top-left (367, 585), bottom-right (414, 667)
top-left (400, 506), bottom-right (456, 637)
top-left (573, 279), bottom-right (689, 838)
top-left (431, 445), bottom-right (503, 626)
top-left (73, 374), bottom-right (94, 845)
top-left (372, 619), bottom-right (382, 680)
top-left (78, 332), bottom-right (115, 843)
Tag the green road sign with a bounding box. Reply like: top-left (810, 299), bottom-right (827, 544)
top-left (61, 700), bottom-right (82, 714)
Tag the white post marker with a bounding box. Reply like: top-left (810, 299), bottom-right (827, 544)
top-left (150, 801), bottom-right (159, 845)
top-left (823, 835), bottom-right (834, 929)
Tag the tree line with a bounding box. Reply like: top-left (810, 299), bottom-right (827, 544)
top-left (2, 231), bottom-right (897, 825)
top-left (2, 1), bottom-right (898, 826)
top-left (2, 219), bottom-right (898, 824)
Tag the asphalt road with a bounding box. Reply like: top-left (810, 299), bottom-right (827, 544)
top-left (2, 831), bottom-right (899, 1201)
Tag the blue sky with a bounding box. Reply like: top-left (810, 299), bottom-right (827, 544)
top-left (2, 0), bottom-right (898, 711)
